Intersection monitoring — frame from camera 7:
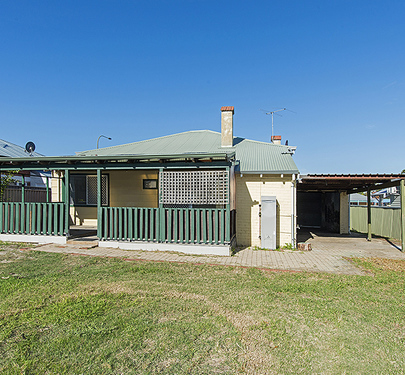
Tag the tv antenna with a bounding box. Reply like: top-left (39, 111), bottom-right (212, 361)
top-left (264, 108), bottom-right (286, 139)
top-left (25, 141), bottom-right (36, 156)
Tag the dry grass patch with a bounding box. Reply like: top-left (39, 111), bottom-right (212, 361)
top-left (369, 257), bottom-right (405, 272)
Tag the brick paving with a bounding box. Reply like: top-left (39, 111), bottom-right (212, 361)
top-left (34, 231), bottom-right (405, 276)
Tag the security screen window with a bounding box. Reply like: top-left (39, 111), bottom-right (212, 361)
top-left (70, 174), bottom-right (108, 206)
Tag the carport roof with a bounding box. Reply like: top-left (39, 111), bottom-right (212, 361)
top-left (298, 174), bottom-right (405, 193)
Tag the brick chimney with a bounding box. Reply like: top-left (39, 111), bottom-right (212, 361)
top-left (271, 135), bottom-right (281, 145)
top-left (221, 106), bottom-right (234, 147)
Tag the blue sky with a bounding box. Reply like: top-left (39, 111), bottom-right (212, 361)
top-left (1, 0), bottom-right (404, 173)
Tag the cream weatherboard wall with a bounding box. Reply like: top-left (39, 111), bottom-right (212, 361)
top-left (235, 174), bottom-right (295, 248)
top-left (108, 170), bottom-right (158, 208)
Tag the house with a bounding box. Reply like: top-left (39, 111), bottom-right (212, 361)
top-left (0, 107), bottom-right (299, 255)
top-left (350, 193), bottom-right (378, 206)
top-left (372, 187), bottom-right (400, 207)
top-left (0, 139), bottom-right (51, 202)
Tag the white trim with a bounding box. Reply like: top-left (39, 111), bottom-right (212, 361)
top-left (0, 234), bottom-right (67, 245)
top-left (99, 241), bottom-right (230, 256)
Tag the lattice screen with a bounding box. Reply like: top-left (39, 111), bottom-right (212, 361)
top-left (87, 175), bottom-right (108, 205)
top-left (159, 170), bottom-right (229, 205)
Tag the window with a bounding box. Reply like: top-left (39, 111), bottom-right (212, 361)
top-left (143, 179), bottom-right (158, 189)
top-left (70, 174), bottom-right (108, 206)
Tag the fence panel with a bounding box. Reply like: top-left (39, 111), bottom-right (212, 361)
top-left (350, 206), bottom-right (401, 239)
top-left (0, 202), bottom-right (66, 236)
top-left (2, 186), bottom-right (50, 203)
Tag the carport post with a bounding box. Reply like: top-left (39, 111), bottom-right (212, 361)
top-left (401, 179), bottom-right (405, 252)
top-left (367, 187), bottom-right (372, 241)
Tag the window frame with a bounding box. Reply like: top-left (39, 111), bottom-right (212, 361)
top-left (69, 173), bottom-right (109, 207)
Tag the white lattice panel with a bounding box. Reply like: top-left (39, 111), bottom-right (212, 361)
top-left (159, 170), bottom-right (229, 205)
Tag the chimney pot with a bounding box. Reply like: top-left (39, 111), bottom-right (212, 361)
top-left (271, 135), bottom-right (282, 145)
top-left (221, 106), bottom-right (234, 147)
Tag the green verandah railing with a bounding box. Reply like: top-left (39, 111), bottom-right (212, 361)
top-left (0, 202), bottom-right (67, 236)
top-left (99, 207), bottom-right (232, 245)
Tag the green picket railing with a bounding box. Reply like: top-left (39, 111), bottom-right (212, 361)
top-left (100, 207), bottom-right (159, 241)
top-left (0, 202), bottom-right (66, 236)
top-left (100, 207), bottom-right (231, 244)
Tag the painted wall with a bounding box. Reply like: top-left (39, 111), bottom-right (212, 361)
top-left (70, 206), bottom-right (97, 226)
top-left (235, 174), bottom-right (295, 248)
top-left (51, 171), bottom-right (63, 202)
top-left (340, 192), bottom-right (350, 234)
top-left (109, 170), bottom-right (158, 208)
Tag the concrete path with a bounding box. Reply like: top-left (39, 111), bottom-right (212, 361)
top-left (33, 231), bottom-right (405, 275)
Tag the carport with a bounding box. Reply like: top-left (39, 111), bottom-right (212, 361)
top-left (297, 174), bottom-right (405, 251)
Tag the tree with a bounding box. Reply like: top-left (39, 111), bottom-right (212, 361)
top-left (0, 171), bottom-right (18, 202)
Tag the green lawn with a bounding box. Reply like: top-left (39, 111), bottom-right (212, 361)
top-left (1, 243), bottom-right (405, 374)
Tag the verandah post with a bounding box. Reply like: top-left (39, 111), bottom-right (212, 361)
top-left (46, 176), bottom-right (49, 203)
top-left (400, 179), bottom-right (405, 252)
top-left (21, 174), bottom-right (25, 203)
top-left (21, 174), bottom-right (25, 233)
top-left (97, 169), bottom-right (102, 239)
top-left (64, 169), bottom-right (70, 236)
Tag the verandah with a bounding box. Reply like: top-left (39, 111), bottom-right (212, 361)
top-left (0, 153), bottom-right (235, 246)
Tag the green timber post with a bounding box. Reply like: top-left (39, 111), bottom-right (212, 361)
top-left (64, 169), bottom-right (70, 236)
top-left (61, 172), bottom-right (65, 202)
top-left (401, 179), bottom-right (405, 252)
top-left (21, 175), bottom-right (25, 232)
top-left (21, 175), bottom-right (25, 203)
top-left (158, 168), bottom-right (164, 242)
top-left (97, 169), bottom-right (102, 239)
top-left (367, 187), bottom-right (372, 241)
top-left (46, 176), bottom-right (49, 203)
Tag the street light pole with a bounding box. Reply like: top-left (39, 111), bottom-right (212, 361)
top-left (97, 135), bottom-right (112, 149)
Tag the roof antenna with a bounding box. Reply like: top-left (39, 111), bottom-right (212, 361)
top-left (264, 108), bottom-right (286, 140)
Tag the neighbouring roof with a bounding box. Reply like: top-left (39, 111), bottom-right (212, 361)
top-left (0, 139), bottom-right (43, 158)
top-left (350, 193), bottom-right (377, 203)
top-left (76, 130), bottom-right (299, 174)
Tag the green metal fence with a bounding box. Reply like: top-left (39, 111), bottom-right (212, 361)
top-left (350, 206), bottom-right (401, 240)
top-left (0, 202), bottom-right (66, 236)
top-left (100, 207), bottom-right (232, 244)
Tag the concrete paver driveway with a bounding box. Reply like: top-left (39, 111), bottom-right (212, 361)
top-left (34, 230), bottom-right (404, 275)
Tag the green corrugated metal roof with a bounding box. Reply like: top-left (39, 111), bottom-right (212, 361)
top-left (77, 130), bottom-right (299, 174)
top-left (234, 138), bottom-right (299, 174)
top-left (0, 139), bottom-right (43, 158)
top-left (76, 131), bottom-right (229, 157)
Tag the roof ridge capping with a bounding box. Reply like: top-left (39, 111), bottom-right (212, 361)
top-left (76, 130), bottom-right (220, 155)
